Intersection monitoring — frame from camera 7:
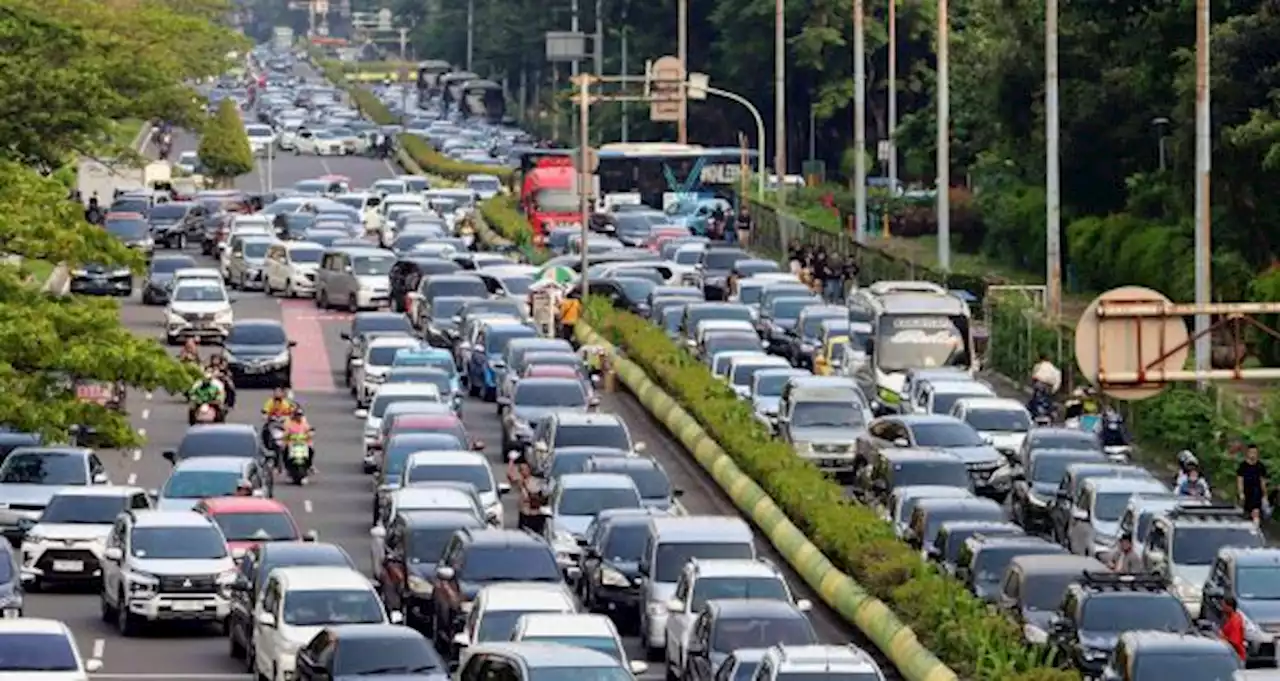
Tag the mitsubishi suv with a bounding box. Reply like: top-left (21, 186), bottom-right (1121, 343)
top-left (99, 509), bottom-right (236, 636)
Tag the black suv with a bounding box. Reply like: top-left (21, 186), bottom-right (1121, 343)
top-left (579, 509), bottom-right (658, 625)
top-left (1200, 546), bottom-right (1280, 667)
top-left (428, 528), bottom-right (566, 654)
top-left (1047, 572), bottom-right (1207, 676)
top-left (377, 510), bottom-right (484, 633)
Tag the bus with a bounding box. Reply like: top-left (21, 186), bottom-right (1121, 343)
top-left (460, 79), bottom-right (506, 122)
top-left (845, 281), bottom-right (976, 415)
top-left (440, 71), bottom-right (479, 107)
top-left (594, 143), bottom-right (758, 212)
top-left (416, 60), bottom-right (452, 98)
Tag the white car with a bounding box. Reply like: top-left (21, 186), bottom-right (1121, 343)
top-left (21, 486), bottom-right (151, 590)
top-left (400, 450), bottom-right (508, 525)
top-left (371, 178), bottom-right (409, 196)
top-left (0, 618), bottom-right (102, 679)
top-left (277, 121), bottom-right (305, 150)
top-left (466, 174), bottom-right (503, 200)
top-left (170, 267), bottom-right (223, 290)
top-left (396, 174), bottom-right (429, 194)
top-left (949, 397), bottom-right (1033, 457)
top-left (374, 193), bottom-right (424, 243)
top-left (296, 128), bottom-right (345, 156)
top-left (511, 613), bottom-right (648, 676)
top-left (244, 124), bottom-right (276, 156)
top-left (264, 240), bottom-right (325, 298)
top-left (351, 337), bottom-right (431, 407)
top-left (175, 150), bottom-right (200, 175)
top-left (165, 279), bottom-right (233, 344)
top-left (252, 566), bottom-right (400, 681)
top-left (454, 583), bottom-right (579, 669)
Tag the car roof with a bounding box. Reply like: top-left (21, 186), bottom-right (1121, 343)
top-left (232, 319), bottom-right (285, 331)
top-left (405, 451), bottom-right (486, 466)
top-left (183, 423), bottom-right (257, 437)
top-left (393, 487), bottom-right (476, 505)
top-left (1008, 554), bottom-right (1108, 576)
top-left (556, 473), bottom-right (638, 490)
top-left (368, 336), bottom-right (425, 349)
top-left (1220, 547), bottom-right (1280, 567)
top-left (172, 456), bottom-right (250, 472)
top-left (585, 457), bottom-right (660, 471)
top-left (468, 642), bottom-right (621, 667)
top-left (516, 377), bottom-right (584, 388)
top-left (881, 449), bottom-right (964, 463)
top-left (517, 613), bottom-right (618, 637)
top-left (707, 599), bottom-right (805, 618)
top-left (0, 618), bottom-right (72, 635)
top-left (1084, 477), bottom-right (1168, 494)
top-left (649, 515), bottom-right (752, 539)
top-left (271, 566), bottom-right (371, 591)
top-left (553, 412), bottom-right (624, 427)
top-left (372, 383), bottom-right (442, 397)
top-left (689, 559), bottom-right (779, 578)
top-left (1027, 428), bottom-right (1098, 441)
top-left (896, 414), bottom-right (969, 425)
top-left (199, 497), bottom-right (290, 513)
top-left (479, 583), bottom-right (576, 610)
top-left (953, 397), bottom-right (1027, 411)
top-left (400, 510), bottom-right (486, 529)
top-left (131, 509), bottom-right (215, 528)
top-left (50, 485), bottom-right (145, 498)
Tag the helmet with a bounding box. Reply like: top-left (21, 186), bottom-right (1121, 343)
top-left (1177, 450), bottom-right (1198, 468)
top-left (291, 405), bottom-right (304, 417)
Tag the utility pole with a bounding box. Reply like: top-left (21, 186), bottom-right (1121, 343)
top-left (1194, 0), bottom-right (1211, 381)
top-left (677, 0), bottom-right (688, 143)
top-left (1045, 0), bottom-right (1061, 319)
top-left (853, 0), bottom-right (867, 242)
top-left (466, 0), bottom-right (475, 71)
top-left (620, 7), bottom-right (630, 142)
top-left (594, 0), bottom-right (604, 77)
top-left (887, 0), bottom-right (897, 191)
top-left (935, 0), bottom-right (951, 272)
top-left (577, 75), bottom-right (592, 299)
top-left (774, 0), bottom-right (786, 203)
top-left (571, 0), bottom-right (580, 139)
top-left (398, 27), bottom-right (408, 61)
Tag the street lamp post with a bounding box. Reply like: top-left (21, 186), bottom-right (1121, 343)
top-left (692, 84), bottom-right (767, 197)
top-left (774, 0), bottom-right (786, 204)
top-left (935, 0), bottom-right (951, 272)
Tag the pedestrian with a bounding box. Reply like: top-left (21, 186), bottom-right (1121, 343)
top-left (822, 256), bottom-right (844, 303)
top-left (1220, 595), bottom-right (1247, 662)
top-left (1109, 533), bottom-right (1144, 573)
top-left (736, 206), bottom-right (752, 247)
top-left (84, 196), bottom-right (104, 225)
top-left (1237, 443), bottom-right (1270, 525)
top-left (788, 240), bottom-right (804, 274)
top-left (508, 456), bottom-right (547, 535)
top-left (558, 292), bottom-right (582, 342)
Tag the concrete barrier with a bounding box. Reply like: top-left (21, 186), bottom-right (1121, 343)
top-left (573, 320), bottom-right (960, 681)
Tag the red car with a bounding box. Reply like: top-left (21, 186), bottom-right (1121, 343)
top-left (193, 497), bottom-right (313, 556)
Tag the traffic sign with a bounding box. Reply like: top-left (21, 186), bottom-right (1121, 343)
top-left (648, 56), bottom-right (684, 122)
top-left (1074, 286), bottom-right (1191, 400)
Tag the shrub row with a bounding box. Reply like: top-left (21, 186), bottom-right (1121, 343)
top-left (582, 296), bottom-right (1077, 681)
top-left (478, 196), bottom-right (551, 264)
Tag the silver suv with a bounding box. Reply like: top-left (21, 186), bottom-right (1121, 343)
top-left (99, 509), bottom-right (236, 636)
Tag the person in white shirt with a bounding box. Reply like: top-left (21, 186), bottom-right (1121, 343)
top-left (1030, 353), bottom-right (1063, 394)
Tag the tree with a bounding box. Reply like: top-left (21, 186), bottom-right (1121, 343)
top-left (198, 99), bottom-right (255, 186)
top-left (0, 0), bottom-right (244, 446)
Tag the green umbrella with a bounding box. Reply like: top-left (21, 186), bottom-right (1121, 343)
top-left (537, 265), bottom-right (576, 284)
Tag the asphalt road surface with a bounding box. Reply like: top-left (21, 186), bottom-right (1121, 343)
top-left (29, 133), bottom-right (869, 680)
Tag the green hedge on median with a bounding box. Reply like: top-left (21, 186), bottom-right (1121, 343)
top-left (583, 297), bottom-right (1077, 681)
top-left (478, 196), bottom-right (550, 264)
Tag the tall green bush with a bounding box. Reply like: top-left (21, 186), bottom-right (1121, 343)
top-left (196, 99), bottom-right (252, 186)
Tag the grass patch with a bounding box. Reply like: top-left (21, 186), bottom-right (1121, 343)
top-left (110, 119), bottom-right (145, 150)
top-left (25, 260), bottom-right (54, 283)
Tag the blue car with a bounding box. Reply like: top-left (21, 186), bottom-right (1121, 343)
top-left (391, 349), bottom-right (463, 413)
top-left (467, 321), bottom-right (538, 402)
top-left (665, 197), bottom-right (732, 236)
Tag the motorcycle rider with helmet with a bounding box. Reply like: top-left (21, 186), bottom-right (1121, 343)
top-left (187, 371), bottom-right (226, 425)
top-left (283, 406), bottom-right (315, 477)
top-left (260, 387), bottom-right (297, 454)
top-left (1175, 450), bottom-right (1200, 490)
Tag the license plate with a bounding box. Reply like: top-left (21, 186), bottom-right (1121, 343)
top-left (52, 560), bottom-right (84, 572)
top-left (169, 601), bottom-right (205, 612)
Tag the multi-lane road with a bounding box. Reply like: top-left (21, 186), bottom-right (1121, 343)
top-left (26, 130), bottom-right (868, 680)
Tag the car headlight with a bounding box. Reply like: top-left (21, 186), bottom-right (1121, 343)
top-left (793, 441), bottom-right (813, 456)
top-left (408, 575), bottom-right (433, 594)
top-left (112, 268), bottom-right (131, 276)
top-left (215, 309), bottom-right (233, 324)
top-left (72, 269), bottom-right (88, 277)
top-left (270, 351), bottom-right (290, 364)
top-left (167, 311), bottom-right (185, 324)
top-left (460, 600), bottom-right (474, 614)
top-left (1023, 623), bottom-right (1048, 645)
top-left (1082, 648), bottom-right (1109, 661)
top-left (1174, 578), bottom-right (1202, 603)
top-left (600, 567), bottom-right (629, 587)
top-left (128, 571), bottom-right (159, 592)
top-left (646, 600), bottom-right (667, 617)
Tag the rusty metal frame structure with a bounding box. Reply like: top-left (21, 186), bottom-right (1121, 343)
top-left (1093, 300), bottom-right (1280, 386)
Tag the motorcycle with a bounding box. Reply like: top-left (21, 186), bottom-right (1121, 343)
top-left (284, 441), bottom-right (310, 485)
top-left (262, 418), bottom-right (286, 463)
top-left (190, 402), bottom-right (223, 424)
top-left (1028, 393), bottom-right (1055, 426)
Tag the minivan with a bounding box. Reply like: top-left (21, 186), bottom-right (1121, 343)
top-left (315, 247), bottom-right (396, 311)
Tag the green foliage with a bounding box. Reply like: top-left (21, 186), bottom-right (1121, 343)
top-left (197, 99), bottom-right (254, 184)
top-left (583, 298), bottom-right (1072, 681)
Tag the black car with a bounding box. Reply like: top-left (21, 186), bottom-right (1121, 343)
top-left (930, 519), bottom-right (1025, 574)
top-left (104, 214), bottom-right (154, 259)
top-left (163, 424), bottom-right (262, 465)
top-left (998, 554), bottom-right (1107, 645)
top-left (729, 258), bottom-right (781, 279)
top-left (141, 254), bottom-right (197, 306)
top-left (227, 541), bottom-right (358, 663)
top-left (220, 319), bottom-right (295, 388)
top-left (69, 263), bottom-right (134, 297)
top-left (418, 295), bottom-right (480, 345)
top-left (0, 431), bottom-right (40, 466)
top-left (694, 247), bottom-right (749, 300)
top-left (610, 211), bottom-right (665, 247)
top-left (584, 277), bottom-right (657, 316)
top-left (429, 529), bottom-right (567, 658)
top-left (273, 212), bottom-right (316, 241)
top-left (955, 534), bottom-right (1066, 601)
top-left (1201, 546), bottom-right (1280, 666)
top-left (1010, 448), bottom-right (1106, 533)
top-left (378, 510), bottom-right (485, 632)
top-left (146, 202), bottom-right (203, 249)
top-left (295, 624), bottom-right (448, 681)
top-left (779, 305), bottom-right (847, 369)
top-left (341, 312), bottom-right (416, 386)
top-left (579, 509), bottom-right (659, 624)
top-left (390, 257), bottom-right (463, 314)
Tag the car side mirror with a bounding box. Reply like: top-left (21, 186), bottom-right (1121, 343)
top-left (354, 409), bottom-right (369, 419)
top-left (104, 547), bottom-right (123, 562)
top-left (497, 482), bottom-right (510, 494)
top-left (496, 397), bottom-right (511, 406)
top-left (86, 660), bottom-right (103, 673)
top-left (1072, 508), bottom-right (1090, 521)
top-left (634, 442), bottom-right (646, 453)
top-left (629, 661), bottom-right (649, 675)
top-left (892, 438), bottom-right (909, 447)
top-left (926, 545), bottom-right (942, 561)
top-left (471, 440), bottom-right (485, 451)
top-left (340, 332), bottom-right (351, 340)
top-left (256, 611), bottom-right (276, 627)
top-left (666, 598), bottom-right (684, 613)
top-left (389, 610), bottom-right (404, 624)
top-left (452, 632), bottom-right (469, 648)
top-left (453, 315), bottom-right (463, 324)
top-left (672, 488), bottom-right (684, 498)
top-left (162, 450), bottom-right (175, 463)
top-left (288, 340), bottom-right (298, 347)
top-left (303, 530), bottom-right (319, 542)
top-left (436, 566), bottom-right (455, 581)
top-left (350, 359), bottom-right (365, 367)
top-left (92, 473), bottom-right (108, 484)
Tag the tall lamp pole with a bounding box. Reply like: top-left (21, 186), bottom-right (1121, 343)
top-left (1193, 0), bottom-right (1211, 380)
top-left (935, 0), bottom-right (950, 272)
top-left (1045, 0), bottom-right (1061, 319)
top-left (774, 0), bottom-right (786, 202)
top-left (853, 0), bottom-right (867, 241)
top-left (677, 0), bottom-right (688, 143)
top-left (887, 0), bottom-right (897, 191)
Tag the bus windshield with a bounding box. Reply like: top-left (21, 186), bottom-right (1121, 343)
top-left (875, 314), bottom-right (972, 373)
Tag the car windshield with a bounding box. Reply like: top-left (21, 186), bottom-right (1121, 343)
top-left (557, 486), bottom-right (642, 516)
top-left (1079, 594), bottom-right (1191, 632)
top-left (211, 511), bottom-right (298, 541)
top-left (523, 635), bottom-right (621, 659)
top-left (151, 258), bottom-right (196, 274)
top-left (162, 470), bottom-right (241, 499)
top-left (975, 546), bottom-right (1060, 582)
top-left (730, 363), bottom-right (773, 387)
top-left (290, 247), bottom-right (323, 263)
top-left (911, 423), bottom-right (985, 448)
top-left (105, 218), bottom-right (148, 239)
top-left (707, 337), bottom-right (765, 358)
top-left (41, 494), bottom-right (128, 524)
top-left (149, 205), bottom-right (188, 220)
top-left (1094, 492), bottom-right (1137, 522)
top-left (515, 382), bottom-right (586, 407)
top-left (354, 256), bottom-right (393, 275)
top-left (528, 667), bottom-right (633, 681)
top-left (775, 674), bottom-right (881, 681)
top-left (283, 589), bottom-right (384, 626)
top-left (894, 460), bottom-right (970, 488)
top-left (370, 346), bottom-right (419, 366)
top-left (703, 250), bottom-right (746, 270)
top-left (479, 610), bottom-right (569, 642)
top-left (674, 249), bottom-right (703, 265)
top-left (332, 638), bottom-right (444, 676)
top-left (755, 373), bottom-right (799, 398)
top-left (554, 425), bottom-right (630, 450)
top-left (769, 298), bottom-right (815, 319)
top-left (691, 577), bottom-right (789, 610)
top-left (484, 328), bottom-right (535, 354)
top-left (407, 464), bottom-right (492, 492)
top-left (875, 315), bottom-right (971, 373)
top-left (614, 278), bottom-right (657, 301)
top-left (355, 316), bottom-right (413, 335)
top-left (0, 452), bottom-right (86, 484)
top-left (387, 371), bottom-right (452, 394)
top-left (619, 467), bottom-right (671, 499)
top-left (655, 542), bottom-right (754, 582)
top-left (173, 284), bottom-right (227, 302)
top-left (1031, 434), bottom-right (1100, 451)
top-left (800, 314), bottom-right (843, 339)
top-left (1031, 455), bottom-right (1098, 484)
top-left (602, 524), bottom-right (649, 561)
top-left (430, 299), bottom-right (471, 320)
top-left (227, 324), bottom-right (286, 345)
top-left (535, 189), bottom-right (579, 212)
top-left (549, 453), bottom-right (595, 478)
top-left (1022, 573), bottom-right (1086, 611)
top-left (469, 178), bottom-right (501, 192)
top-left (245, 125), bottom-right (273, 138)
top-left (0, 634), bottom-right (78, 672)
top-left (1173, 526), bottom-right (1263, 565)
top-left (712, 616), bottom-right (815, 652)
top-left (964, 408), bottom-right (1030, 432)
top-left (131, 526), bottom-right (228, 559)
top-left (408, 527), bottom-right (469, 564)
top-left (661, 309), bottom-right (683, 333)
top-left (791, 401), bottom-right (864, 429)
top-left (1132, 652), bottom-right (1238, 681)
top-left (459, 547), bottom-right (561, 581)
top-left (1236, 566), bottom-right (1280, 600)
top-left (372, 395), bottom-right (438, 417)
top-left (385, 439), bottom-right (465, 476)
top-left (241, 242), bottom-right (270, 258)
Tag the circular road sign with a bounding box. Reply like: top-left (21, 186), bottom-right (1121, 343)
top-left (1074, 285), bottom-right (1190, 400)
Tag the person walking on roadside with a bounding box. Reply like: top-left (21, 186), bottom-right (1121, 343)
top-left (735, 206), bottom-right (752, 247)
top-left (508, 456), bottom-right (547, 535)
top-left (558, 293), bottom-right (582, 343)
top-left (1237, 443), bottom-right (1270, 525)
top-left (84, 196), bottom-right (104, 225)
top-left (1220, 596), bottom-right (1247, 662)
top-left (1109, 533), bottom-right (1144, 573)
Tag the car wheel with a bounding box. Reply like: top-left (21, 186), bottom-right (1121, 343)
top-left (228, 624), bottom-right (244, 659)
top-left (100, 589), bottom-right (116, 623)
top-left (317, 289), bottom-right (329, 309)
top-left (244, 641), bottom-right (256, 674)
top-left (116, 589), bottom-right (141, 636)
top-left (348, 295), bottom-right (358, 313)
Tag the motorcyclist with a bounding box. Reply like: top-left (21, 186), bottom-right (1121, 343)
top-left (283, 406), bottom-right (315, 476)
top-left (178, 338), bottom-right (201, 364)
top-left (1099, 407), bottom-right (1129, 448)
top-left (379, 134), bottom-right (394, 159)
top-left (187, 371), bottom-right (226, 425)
top-left (262, 387), bottom-right (296, 419)
top-left (207, 354), bottom-right (236, 409)
top-left (1030, 353), bottom-right (1062, 395)
top-left (1175, 450), bottom-right (1199, 490)
top-left (1177, 463), bottom-right (1211, 498)
top-left (84, 196), bottom-right (104, 225)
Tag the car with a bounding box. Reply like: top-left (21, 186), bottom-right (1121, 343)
top-left (340, 311), bottom-right (416, 387)
top-left (383, 365), bottom-right (462, 415)
top-left (452, 582), bottom-right (579, 664)
top-left (156, 456), bottom-right (272, 510)
top-left (664, 559), bottom-right (812, 679)
top-left (170, 266), bottom-right (223, 290)
top-left (527, 413), bottom-right (642, 469)
top-left (779, 305), bottom-right (848, 369)
top-left (753, 644), bottom-right (887, 681)
top-left (99, 509), bottom-right (237, 636)
top-left (373, 432), bottom-right (476, 515)
top-left (998, 554), bottom-right (1108, 645)
top-left (1008, 448), bottom-right (1107, 533)
top-left (315, 246), bottom-right (396, 311)
top-left (390, 348), bottom-right (463, 403)
top-left (683, 600), bottom-right (819, 681)
top-left (226, 541), bottom-right (359, 663)
top-left (499, 377), bottom-right (596, 451)
top-left (1050, 462), bottom-right (1159, 544)
top-left (1101, 631), bottom-right (1241, 681)
top-left (1199, 547), bottom-right (1280, 667)
top-left (264, 240), bottom-right (326, 298)
top-left (549, 474), bottom-right (643, 562)
top-left (163, 424), bottom-right (263, 466)
top-left (582, 457), bottom-right (682, 512)
top-left (19, 485), bottom-right (150, 589)
top-left (194, 496), bottom-right (313, 558)
top-left (1111, 494), bottom-right (1208, 559)
top-left (510, 612), bottom-right (647, 674)
top-left (1064, 476), bottom-right (1170, 558)
top-left (854, 448), bottom-right (970, 511)
top-left (0, 618), bottom-right (103, 677)
top-left (222, 319), bottom-right (295, 388)
top-left (467, 321), bottom-right (538, 402)
top-left (858, 414), bottom-right (1007, 501)
top-left (141, 253), bottom-right (198, 305)
top-left (353, 336), bottom-right (430, 406)
top-left (1143, 504), bottom-right (1264, 617)
top-left (359, 382), bottom-right (447, 431)
top-left (227, 235), bottom-right (276, 291)
top-left (0, 447), bottom-right (110, 546)
top-left (293, 624), bottom-right (448, 680)
top-left (905, 496), bottom-right (1005, 557)
top-left (1015, 427), bottom-right (1103, 469)
top-left (949, 397), bottom-right (1033, 457)
top-left (165, 278), bottom-right (234, 344)
top-left (456, 642), bottom-right (632, 681)
top-left (713, 648), bottom-right (768, 681)
top-left (954, 534), bottom-right (1067, 601)
top-left (376, 510), bottom-right (486, 630)
top-left (429, 529), bottom-right (571, 653)
top-left (887, 485), bottom-right (975, 538)
top-left (578, 509), bottom-right (665, 621)
top-left (929, 519), bottom-right (1025, 574)
top-left (365, 408), bottom-right (467, 474)
top-left (400, 450), bottom-right (508, 525)
top-left (749, 368), bottom-right (811, 423)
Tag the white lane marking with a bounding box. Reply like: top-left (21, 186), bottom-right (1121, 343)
top-left (303, 499), bottom-right (313, 513)
top-left (126, 473), bottom-right (137, 485)
top-left (140, 408), bottom-right (150, 421)
top-left (319, 157), bottom-right (332, 175)
top-left (131, 450), bottom-right (141, 462)
top-left (672, 499), bottom-right (688, 516)
top-left (145, 392), bottom-right (153, 401)
top-left (382, 158), bottom-right (399, 175)
top-left (136, 428), bottom-right (146, 438)
top-left (91, 638), bottom-right (105, 660)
